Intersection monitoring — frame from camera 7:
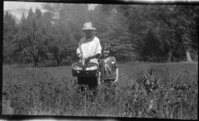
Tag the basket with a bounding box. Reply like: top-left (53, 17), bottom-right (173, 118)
top-left (71, 62), bottom-right (99, 77)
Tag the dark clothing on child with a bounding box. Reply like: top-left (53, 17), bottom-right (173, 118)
top-left (99, 56), bottom-right (118, 85)
top-left (103, 79), bottom-right (115, 87)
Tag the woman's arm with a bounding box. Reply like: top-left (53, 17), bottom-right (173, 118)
top-left (85, 37), bottom-right (102, 62)
top-left (88, 53), bottom-right (101, 60)
top-left (77, 48), bottom-right (83, 58)
top-left (90, 37), bottom-right (102, 59)
top-left (84, 53), bottom-right (101, 64)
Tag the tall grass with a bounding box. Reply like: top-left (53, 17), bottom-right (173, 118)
top-left (2, 63), bottom-right (198, 119)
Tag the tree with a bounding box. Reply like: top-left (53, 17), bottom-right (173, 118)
top-left (3, 12), bottom-right (18, 63)
top-left (114, 5), bottom-right (199, 62)
top-left (156, 5), bottom-right (199, 62)
top-left (89, 4), bottom-right (133, 62)
top-left (14, 8), bottom-right (53, 66)
top-left (141, 29), bottom-right (163, 62)
top-left (114, 5), bottom-right (159, 62)
top-left (42, 3), bottom-right (90, 65)
top-left (48, 20), bottom-right (71, 66)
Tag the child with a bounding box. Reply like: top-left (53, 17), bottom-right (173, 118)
top-left (99, 43), bottom-right (119, 87)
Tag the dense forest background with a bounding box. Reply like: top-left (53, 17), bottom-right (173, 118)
top-left (3, 4), bottom-right (199, 66)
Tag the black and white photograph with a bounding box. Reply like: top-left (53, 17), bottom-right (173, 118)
top-left (2, 0), bottom-right (198, 120)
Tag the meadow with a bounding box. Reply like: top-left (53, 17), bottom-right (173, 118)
top-left (2, 62), bottom-right (198, 119)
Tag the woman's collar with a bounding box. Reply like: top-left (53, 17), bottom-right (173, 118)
top-left (85, 36), bottom-right (95, 42)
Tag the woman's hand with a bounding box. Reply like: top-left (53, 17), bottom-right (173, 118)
top-left (82, 58), bottom-right (85, 66)
top-left (77, 53), bottom-right (83, 58)
top-left (85, 57), bottom-right (90, 64)
top-left (82, 57), bottom-right (90, 66)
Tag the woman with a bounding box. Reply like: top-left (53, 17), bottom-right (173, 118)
top-left (76, 22), bottom-right (102, 90)
top-left (77, 22), bottom-right (102, 66)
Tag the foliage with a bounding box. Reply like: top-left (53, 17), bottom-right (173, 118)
top-left (154, 5), bottom-right (199, 62)
top-left (3, 4), bottom-right (199, 65)
top-left (3, 12), bottom-right (18, 63)
top-left (90, 5), bottom-right (133, 61)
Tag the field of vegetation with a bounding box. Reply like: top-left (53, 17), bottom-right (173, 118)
top-left (2, 62), bottom-right (198, 119)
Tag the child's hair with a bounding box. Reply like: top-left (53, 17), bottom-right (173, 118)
top-left (103, 43), bottom-right (111, 52)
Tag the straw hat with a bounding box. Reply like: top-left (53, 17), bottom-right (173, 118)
top-left (82, 22), bottom-right (96, 31)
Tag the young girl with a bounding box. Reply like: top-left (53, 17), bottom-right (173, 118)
top-left (99, 43), bottom-right (119, 87)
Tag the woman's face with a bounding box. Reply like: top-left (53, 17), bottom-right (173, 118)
top-left (83, 30), bottom-right (93, 38)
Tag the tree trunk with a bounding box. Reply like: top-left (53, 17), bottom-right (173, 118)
top-left (167, 51), bottom-right (173, 62)
top-left (59, 56), bottom-right (62, 66)
top-left (56, 57), bottom-right (60, 66)
top-left (185, 49), bottom-right (193, 63)
top-left (55, 55), bottom-right (63, 66)
top-left (30, 52), bottom-right (38, 67)
top-left (183, 43), bottom-right (193, 63)
top-left (33, 56), bottom-right (38, 67)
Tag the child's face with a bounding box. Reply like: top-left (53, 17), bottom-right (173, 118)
top-left (103, 50), bottom-right (110, 57)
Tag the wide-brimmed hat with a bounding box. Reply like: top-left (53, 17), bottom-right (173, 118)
top-left (82, 22), bottom-right (96, 31)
